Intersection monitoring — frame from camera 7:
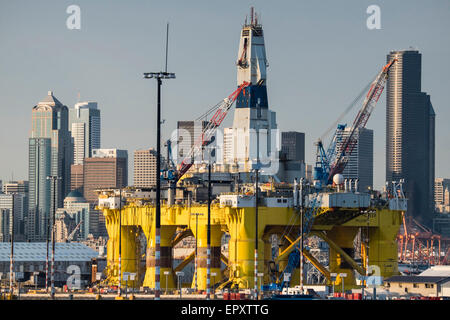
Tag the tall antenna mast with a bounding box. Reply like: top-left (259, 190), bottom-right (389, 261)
top-left (165, 22), bottom-right (169, 73)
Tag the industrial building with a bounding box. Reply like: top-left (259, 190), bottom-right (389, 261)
top-left (384, 275), bottom-right (450, 297)
top-left (225, 13), bottom-right (278, 174)
top-left (0, 242), bottom-right (99, 288)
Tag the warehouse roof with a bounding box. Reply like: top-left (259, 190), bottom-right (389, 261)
top-left (419, 265), bottom-right (450, 277)
top-left (384, 275), bottom-right (450, 284)
top-left (0, 243), bottom-right (99, 262)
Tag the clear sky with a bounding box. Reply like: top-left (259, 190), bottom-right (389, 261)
top-left (0, 0), bottom-right (449, 188)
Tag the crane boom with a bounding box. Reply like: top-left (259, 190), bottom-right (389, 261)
top-left (66, 220), bottom-right (83, 242)
top-left (176, 82), bottom-right (250, 181)
top-left (327, 59), bottom-right (397, 182)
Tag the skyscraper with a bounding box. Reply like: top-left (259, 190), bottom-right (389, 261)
top-left (134, 149), bottom-right (158, 188)
top-left (69, 102), bottom-right (101, 165)
top-left (83, 149), bottom-right (128, 204)
top-left (0, 193), bottom-right (27, 242)
top-left (435, 178), bottom-right (450, 206)
top-left (70, 164), bottom-right (84, 194)
top-left (276, 131), bottom-right (306, 183)
top-left (386, 49), bottom-right (435, 224)
top-left (2, 181), bottom-right (29, 194)
top-left (28, 91), bottom-right (72, 241)
top-left (176, 121), bottom-right (209, 163)
top-left (83, 149), bottom-right (128, 237)
top-left (281, 132), bottom-right (305, 162)
top-left (336, 127), bottom-right (373, 192)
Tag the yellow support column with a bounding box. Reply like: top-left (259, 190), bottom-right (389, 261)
top-left (120, 226), bottom-right (140, 288)
top-left (327, 226), bottom-right (359, 292)
top-left (143, 223), bottom-right (177, 291)
top-left (102, 208), bottom-right (142, 287)
top-left (227, 207), bottom-right (264, 289)
top-left (103, 209), bottom-right (120, 284)
top-left (192, 223), bottom-right (223, 291)
top-left (367, 209), bottom-right (402, 279)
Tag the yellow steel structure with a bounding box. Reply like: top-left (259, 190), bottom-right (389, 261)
top-left (99, 200), bottom-right (402, 292)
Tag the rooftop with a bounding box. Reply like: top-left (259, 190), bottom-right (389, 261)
top-left (37, 91), bottom-right (63, 107)
top-left (419, 265), bottom-right (450, 277)
top-left (0, 243), bottom-right (99, 262)
top-left (384, 275), bottom-right (450, 284)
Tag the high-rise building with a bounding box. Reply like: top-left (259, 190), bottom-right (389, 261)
top-left (275, 131), bottom-right (306, 183)
top-left (1, 180), bottom-right (29, 241)
top-left (28, 91), bottom-right (72, 241)
top-left (223, 127), bottom-right (234, 164)
top-left (305, 164), bottom-right (313, 183)
top-left (0, 193), bottom-right (27, 242)
top-left (83, 149), bottom-right (128, 238)
top-left (83, 149), bottom-right (128, 204)
top-left (281, 132), bottom-right (305, 162)
top-left (70, 164), bottom-right (84, 193)
top-left (435, 178), bottom-right (450, 206)
top-left (69, 102), bottom-right (101, 165)
top-left (0, 209), bottom-right (9, 242)
top-left (335, 127), bottom-right (373, 192)
top-left (176, 121), bottom-right (209, 163)
top-left (386, 49), bottom-right (435, 224)
top-left (134, 149), bottom-right (158, 188)
top-left (2, 181), bottom-right (29, 194)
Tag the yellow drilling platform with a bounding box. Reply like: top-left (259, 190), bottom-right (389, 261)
top-left (96, 185), bottom-right (406, 293)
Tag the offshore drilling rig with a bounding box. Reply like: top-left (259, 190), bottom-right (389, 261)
top-left (96, 8), bottom-right (406, 293)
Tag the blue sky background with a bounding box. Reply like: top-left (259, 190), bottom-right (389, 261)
top-left (0, 0), bottom-right (449, 188)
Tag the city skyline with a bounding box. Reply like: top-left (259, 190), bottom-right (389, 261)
top-left (0, 1), bottom-right (449, 190)
top-left (0, 1), bottom-right (449, 302)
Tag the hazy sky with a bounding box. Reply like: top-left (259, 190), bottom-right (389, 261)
top-left (0, 0), bottom-right (449, 188)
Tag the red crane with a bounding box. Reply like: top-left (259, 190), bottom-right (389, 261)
top-left (327, 59), bottom-right (397, 182)
top-left (175, 81), bottom-right (251, 181)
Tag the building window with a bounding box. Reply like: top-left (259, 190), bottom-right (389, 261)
top-left (413, 283), bottom-right (418, 288)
